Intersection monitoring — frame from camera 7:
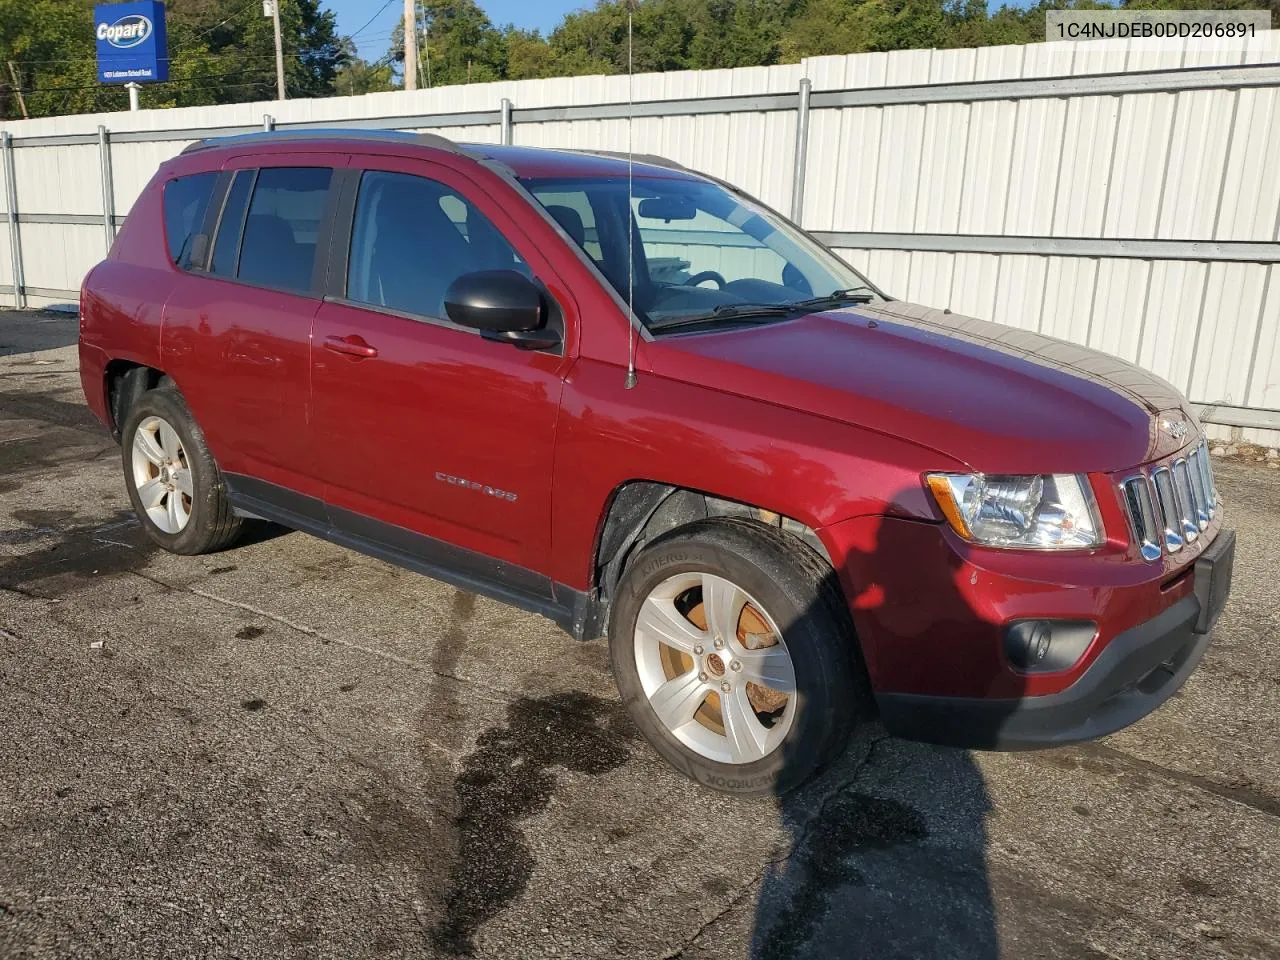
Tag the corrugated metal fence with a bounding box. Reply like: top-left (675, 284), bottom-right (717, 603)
top-left (3, 35), bottom-right (1279, 443)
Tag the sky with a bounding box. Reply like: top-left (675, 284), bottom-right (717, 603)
top-left (324, 0), bottom-right (591, 59)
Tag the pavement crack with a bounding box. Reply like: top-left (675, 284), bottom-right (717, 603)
top-left (660, 735), bottom-right (892, 959)
top-left (766, 733), bottom-right (891, 868)
top-left (659, 875), bottom-right (762, 960)
top-left (1070, 741), bottom-right (1280, 819)
top-left (141, 577), bottom-right (525, 701)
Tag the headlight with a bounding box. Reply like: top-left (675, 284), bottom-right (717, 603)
top-left (925, 473), bottom-right (1102, 549)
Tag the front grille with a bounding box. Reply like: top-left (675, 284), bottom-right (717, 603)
top-left (1120, 439), bottom-right (1218, 562)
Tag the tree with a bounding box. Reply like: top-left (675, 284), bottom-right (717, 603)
top-left (390, 0), bottom-right (507, 87)
top-left (334, 52), bottom-right (397, 96)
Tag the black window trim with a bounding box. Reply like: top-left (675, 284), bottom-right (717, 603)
top-left (207, 168), bottom-right (257, 279)
top-left (183, 162), bottom-right (342, 300)
top-left (323, 165), bottom-right (564, 353)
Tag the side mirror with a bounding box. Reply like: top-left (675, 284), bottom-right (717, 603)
top-left (443, 270), bottom-right (560, 350)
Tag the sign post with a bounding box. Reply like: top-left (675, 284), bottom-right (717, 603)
top-left (94, 1), bottom-right (169, 108)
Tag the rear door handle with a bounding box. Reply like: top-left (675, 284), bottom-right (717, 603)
top-left (323, 335), bottom-right (378, 359)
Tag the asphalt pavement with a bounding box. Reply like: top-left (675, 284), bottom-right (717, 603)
top-left (1, 310), bottom-right (1277, 960)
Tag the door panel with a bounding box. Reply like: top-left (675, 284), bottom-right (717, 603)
top-left (161, 159), bottom-right (340, 497)
top-left (312, 300), bottom-right (563, 572)
top-left (311, 157), bottom-right (573, 574)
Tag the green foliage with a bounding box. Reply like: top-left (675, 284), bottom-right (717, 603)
top-left (381, 0), bottom-right (1149, 88)
top-left (334, 52), bottom-right (397, 96)
top-left (7, 0), bottom-right (1267, 117)
top-left (0, 0), bottom-right (347, 119)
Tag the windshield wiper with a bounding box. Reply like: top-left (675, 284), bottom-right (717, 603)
top-left (648, 303), bottom-right (794, 333)
top-left (786, 288), bottom-right (876, 313)
top-left (648, 288), bottom-right (877, 334)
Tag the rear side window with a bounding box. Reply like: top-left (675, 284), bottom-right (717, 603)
top-left (210, 169), bottom-right (255, 278)
top-left (163, 172), bottom-right (217, 267)
top-left (236, 167), bottom-right (333, 294)
top-left (346, 170), bottom-right (528, 319)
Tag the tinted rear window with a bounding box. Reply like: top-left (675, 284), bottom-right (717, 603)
top-left (210, 169), bottom-right (255, 278)
top-left (163, 172), bottom-right (217, 266)
top-left (236, 167), bottom-right (333, 294)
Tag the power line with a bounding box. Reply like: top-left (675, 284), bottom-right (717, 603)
top-left (187, 0), bottom-right (263, 43)
top-left (347, 0), bottom-right (400, 42)
top-left (16, 69), bottom-right (286, 96)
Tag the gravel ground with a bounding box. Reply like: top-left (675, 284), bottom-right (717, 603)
top-left (1, 311), bottom-right (1277, 960)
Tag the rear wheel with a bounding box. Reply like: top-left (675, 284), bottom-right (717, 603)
top-left (121, 384), bottom-right (243, 555)
top-left (609, 519), bottom-right (867, 796)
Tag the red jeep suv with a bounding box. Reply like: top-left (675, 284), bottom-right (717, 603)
top-left (79, 130), bottom-right (1234, 795)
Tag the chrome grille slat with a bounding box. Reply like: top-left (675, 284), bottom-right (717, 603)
top-left (1195, 444), bottom-right (1218, 517)
top-left (1120, 475), bottom-right (1161, 562)
top-left (1151, 466), bottom-right (1184, 553)
top-left (1186, 448), bottom-right (1210, 530)
top-left (1119, 439), bottom-right (1219, 561)
top-left (1171, 459), bottom-right (1198, 544)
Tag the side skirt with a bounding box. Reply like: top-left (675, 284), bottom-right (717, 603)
top-left (224, 474), bottom-right (600, 640)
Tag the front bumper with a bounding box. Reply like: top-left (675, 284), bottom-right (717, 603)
top-left (876, 528), bottom-right (1234, 749)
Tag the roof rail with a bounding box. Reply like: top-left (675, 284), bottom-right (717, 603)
top-left (575, 149), bottom-right (689, 172)
top-left (180, 128), bottom-right (460, 155)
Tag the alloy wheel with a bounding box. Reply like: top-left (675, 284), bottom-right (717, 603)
top-left (633, 572), bottom-right (796, 764)
top-left (131, 415), bottom-right (193, 534)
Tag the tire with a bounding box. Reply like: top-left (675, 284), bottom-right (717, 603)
top-left (121, 382), bottom-right (243, 555)
top-left (608, 518), bottom-right (869, 797)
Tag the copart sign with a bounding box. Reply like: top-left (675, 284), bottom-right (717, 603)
top-left (94, 1), bottom-right (170, 84)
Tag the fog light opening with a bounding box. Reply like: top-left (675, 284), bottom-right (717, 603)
top-left (1003, 619), bottom-right (1098, 674)
top-left (1006, 619), bottom-right (1052, 670)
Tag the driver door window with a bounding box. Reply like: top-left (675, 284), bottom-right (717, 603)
top-left (346, 170), bottom-right (529, 320)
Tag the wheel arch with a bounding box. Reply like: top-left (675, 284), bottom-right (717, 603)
top-left (103, 360), bottom-right (168, 439)
top-left (590, 481), bottom-right (835, 613)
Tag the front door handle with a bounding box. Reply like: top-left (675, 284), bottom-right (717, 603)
top-left (323, 335), bottom-right (378, 359)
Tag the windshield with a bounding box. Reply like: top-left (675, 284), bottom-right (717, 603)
top-left (520, 175), bottom-right (883, 331)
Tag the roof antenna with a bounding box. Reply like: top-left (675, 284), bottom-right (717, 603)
top-left (624, 5), bottom-right (638, 390)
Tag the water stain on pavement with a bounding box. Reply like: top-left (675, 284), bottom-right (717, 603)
top-left (427, 590), bottom-right (476, 743)
top-left (429, 691), bottom-right (637, 957)
top-left (757, 792), bottom-right (928, 960)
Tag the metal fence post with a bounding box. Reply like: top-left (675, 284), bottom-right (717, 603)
top-left (500, 98), bottom-right (513, 145)
top-left (263, 114), bottom-right (276, 132)
top-left (98, 125), bottom-right (116, 253)
top-left (790, 77), bottom-right (812, 224)
top-left (2, 132), bottom-right (25, 309)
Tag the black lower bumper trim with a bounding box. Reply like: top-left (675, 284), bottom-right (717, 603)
top-left (875, 593), bottom-right (1213, 750)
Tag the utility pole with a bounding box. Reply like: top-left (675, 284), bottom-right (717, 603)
top-left (403, 0), bottom-right (418, 91)
top-left (6, 62), bottom-right (28, 119)
top-left (268, 0), bottom-right (286, 100)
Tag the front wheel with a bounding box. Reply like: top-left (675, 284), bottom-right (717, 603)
top-left (608, 519), bottom-right (867, 797)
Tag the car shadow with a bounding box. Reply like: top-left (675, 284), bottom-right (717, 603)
top-left (0, 309), bottom-right (80, 357)
top-left (749, 501), bottom-right (1026, 959)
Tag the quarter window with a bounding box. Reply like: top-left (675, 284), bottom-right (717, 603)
top-left (346, 170), bottom-right (528, 320)
top-left (236, 167), bottom-right (333, 294)
top-left (162, 172), bottom-right (217, 268)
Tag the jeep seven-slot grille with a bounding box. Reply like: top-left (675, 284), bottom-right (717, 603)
top-left (1120, 440), bottom-right (1218, 561)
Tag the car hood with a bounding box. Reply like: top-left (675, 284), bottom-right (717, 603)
top-left (652, 300), bottom-right (1192, 475)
